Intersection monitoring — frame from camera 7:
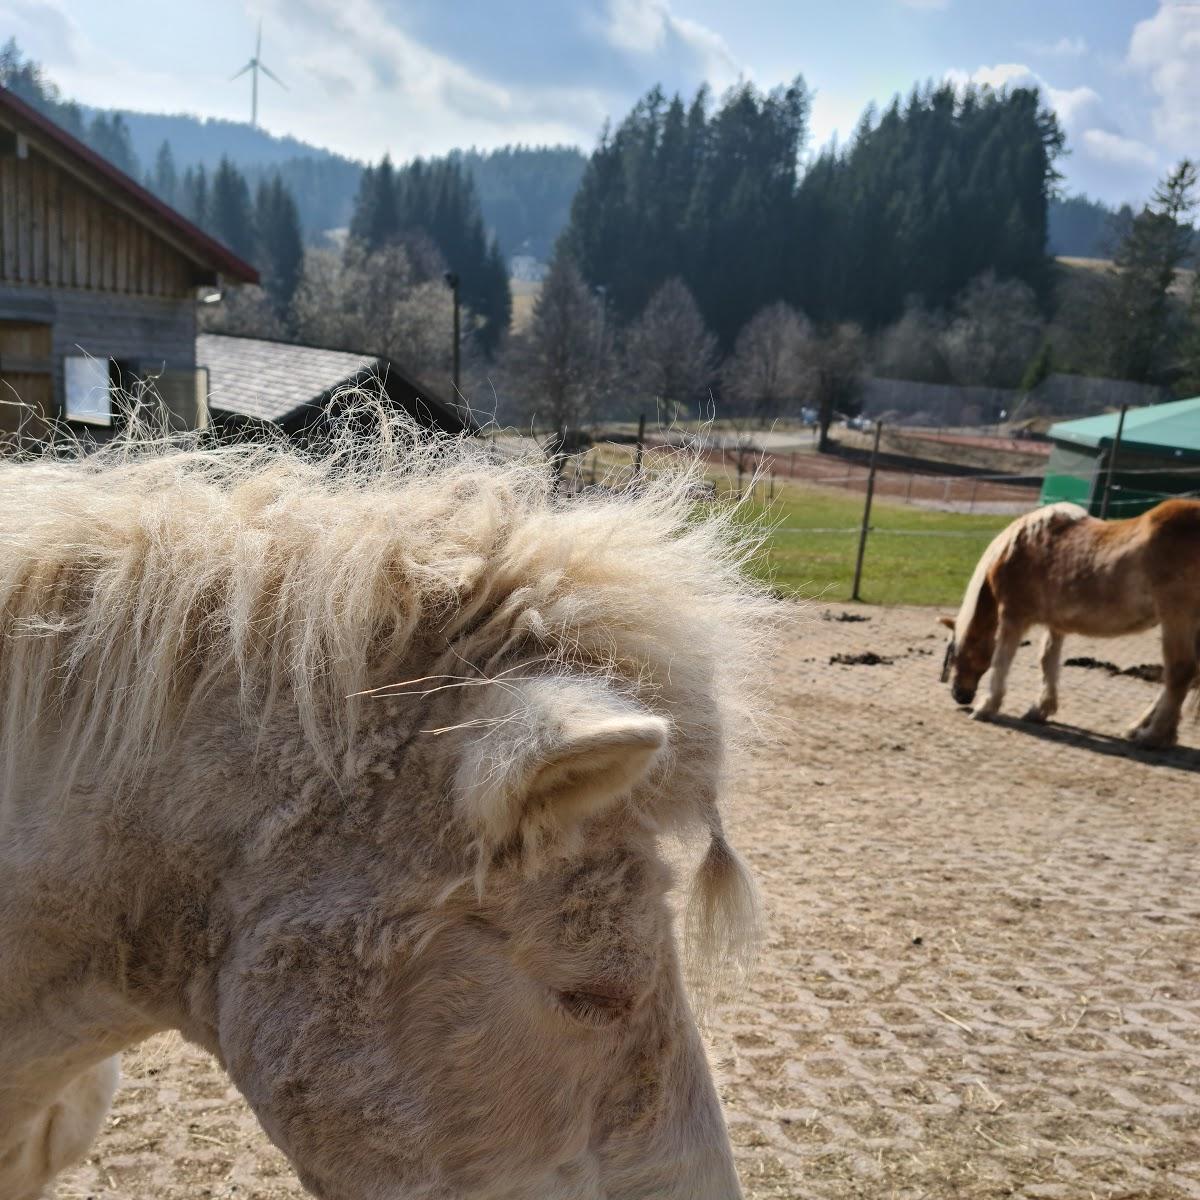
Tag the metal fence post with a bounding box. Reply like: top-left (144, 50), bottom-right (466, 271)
top-left (851, 421), bottom-right (883, 603)
top-left (1099, 403), bottom-right (1128, 520)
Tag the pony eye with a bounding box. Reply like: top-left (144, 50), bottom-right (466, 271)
top-left (554, 988), bottom-right (633, 1027)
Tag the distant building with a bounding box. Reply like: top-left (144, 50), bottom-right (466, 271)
top-left (0, 85), bottom-right (258, 441)
top-left (1041, 396), bottom-right (1200, 516)
top-left (198, 333), bottom-right (476, 440)
top-left (509, 255), bottom-right (547, 283)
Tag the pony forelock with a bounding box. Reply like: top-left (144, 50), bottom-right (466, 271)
top-left (0, 406), bottom-right (780, 971)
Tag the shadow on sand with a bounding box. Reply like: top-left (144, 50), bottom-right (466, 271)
top-left (978, 712), bottom-right (1200, 774)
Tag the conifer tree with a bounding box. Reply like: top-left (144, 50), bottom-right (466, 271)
top-left (209, 158), bottom-right (256, 262)
top-left (255, 176), bottom-right (305, 317)
top-left (151, 141), bottom-right (178, 208)
top-left (180, 165), bottom-right (209, 229)
top-left (1100, 159), bottom-right (1197, 384)
top-left (85, 113), bottom-right (139, 179)
top-left (347, 154), bottom-right (512, 354)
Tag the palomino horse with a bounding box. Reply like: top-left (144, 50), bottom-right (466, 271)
top-left (940, 499), bottom-right (1200, 747)
top-left (0, 422), bottom-right (777, 1200)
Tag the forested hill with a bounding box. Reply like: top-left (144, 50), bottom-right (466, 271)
top-left (1047, 194), bottom-right (1121, 259)
top-left (1, 39), bottom-right (584, 254)
top-left (81, 106), bottom-right (342, 171)
top-left (84, 105), bottom-right (586, 257)
top-left (0, 39), bottom-right (1132, 269)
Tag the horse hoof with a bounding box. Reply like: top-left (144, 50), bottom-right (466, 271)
top-left (1129, 726), bottom-right (1175, 749)
top-left (971, 705), bottom-right (997, 721)
top-left (1021, 707), bottom-right (1048, 724)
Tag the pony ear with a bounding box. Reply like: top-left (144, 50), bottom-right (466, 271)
top-left (455, 676), bottom-right (669, 852)
top-left (938, 615), bottom-right (955, 630)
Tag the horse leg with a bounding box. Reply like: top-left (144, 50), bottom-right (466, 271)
top-left (1022, 630), bottom-right (1063, 723)
top-left (1128, 623), bottom-right (1199, 748)
top-left (0, 1056), bottom-right (119, 1200)
top-left (973, 617), bottom-right (1023, 720)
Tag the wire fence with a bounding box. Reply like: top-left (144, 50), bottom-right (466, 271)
top-left (551, 431), bottom-right (1200, 605)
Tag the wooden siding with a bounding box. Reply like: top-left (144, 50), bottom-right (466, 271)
top-left (0, 285), bottom-right (197, 427)
top-left (0, 319), bottom-right (52, 437)
top-left (0, 148), bottom-right (196, 297)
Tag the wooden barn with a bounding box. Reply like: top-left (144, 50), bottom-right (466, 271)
top-left (0, 85), bottom-right (258, 441)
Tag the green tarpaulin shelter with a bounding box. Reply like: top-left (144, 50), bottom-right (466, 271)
top-left (1040, 396), bottom-right (1200, 516)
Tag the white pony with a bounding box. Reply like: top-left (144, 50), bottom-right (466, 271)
top-left (0, 418), bottom-right (777, 1200)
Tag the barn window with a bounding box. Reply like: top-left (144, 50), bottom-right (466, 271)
top-left (63, 355), bottom-right (113, 426)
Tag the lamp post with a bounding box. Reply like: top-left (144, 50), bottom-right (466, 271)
top-left (443, 271), bottom-right (460, 396)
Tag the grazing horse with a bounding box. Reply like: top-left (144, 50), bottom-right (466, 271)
top-left (0, 421), bottom-right (778, 1200)
top-left (939, 499), bottom-right (1200, 747)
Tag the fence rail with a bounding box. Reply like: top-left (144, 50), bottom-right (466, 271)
top-left (550, 429), bottom-right (1200, 604)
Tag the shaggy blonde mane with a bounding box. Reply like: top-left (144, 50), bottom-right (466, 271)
top-left (0, 412), bottom-right (778, 974)
top-left (954, 501), bottom-right (1087, 644)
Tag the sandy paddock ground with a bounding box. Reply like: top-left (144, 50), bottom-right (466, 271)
top-left (57, 606), bottom-right (1199, 1200)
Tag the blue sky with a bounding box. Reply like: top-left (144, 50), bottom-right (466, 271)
top-left (3, 0), bottom-right (1195, 206)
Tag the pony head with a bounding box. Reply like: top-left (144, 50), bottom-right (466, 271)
top-left (939, 593), bottom-right (997, 706)
top-left (0, 417), bottom-right (777, 1200)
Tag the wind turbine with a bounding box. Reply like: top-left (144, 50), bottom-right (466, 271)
top-left (231, 21), bottom-right (286, 127)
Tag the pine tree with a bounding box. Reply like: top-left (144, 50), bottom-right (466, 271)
top-left (255, 176), bottom-right (304, 318)
top-left (84, 113), bottom-right (139, 179)
top-left (209, 158), bottom-right (256, 261)
top-left (349, 156), bottom-right (399, 250)
top-left (563, 78), bottom-right (809, 346)
top-left (181, 166), bottom-right (209, 228)
top-left (347, 154), bottom-right (512, 354)
top-left (1101, 159), bottom-right (1197, 384)
top-left (151, 141), bottom-right (178, 208)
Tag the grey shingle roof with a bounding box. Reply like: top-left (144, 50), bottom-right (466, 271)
top-left (198, 334), bottom-right (381, 423)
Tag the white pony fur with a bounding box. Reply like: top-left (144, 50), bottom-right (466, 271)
top-left (456, 673), bottom-right (670, 857)
top-left (0, 409), bottom-right (777, 974)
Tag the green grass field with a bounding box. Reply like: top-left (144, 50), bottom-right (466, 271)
top-left (734, 485), bottom-right (1014, 608)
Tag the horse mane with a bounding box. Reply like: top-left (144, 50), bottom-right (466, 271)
top-left (955, 502), bottom-right (1087, 644)
top-left (0, 410), bottom-right (779, 972)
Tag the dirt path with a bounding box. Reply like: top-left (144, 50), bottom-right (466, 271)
top-left (58, 608), bottom-right (1199, 1199)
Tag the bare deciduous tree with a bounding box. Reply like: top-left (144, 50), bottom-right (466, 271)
top-left (874, 299), bottom-right (951, 384)
top-left (941, 271), bottom-right (1043, 391)
top-left (500, 252), bottom-right (614, 434)
top-left (624, 277), bottom-right (718, 422)
top-left (290, 243), bottom-right (467, 390)
top-left (803, 322), bottom-right (868, 452)
top-left (198, 285), bottom-right (287, 341)
top-left (721, 301), bottom-right (811, 425)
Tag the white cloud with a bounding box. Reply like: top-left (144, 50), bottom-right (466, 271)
top-left (602, 0), bottom-right (738, 86)
top-left (944, 62), bottom-right (1100, 127)
top-left (0, 0), bottom-right (85, 68)
top-left (945, 61), bottom-right (1158, 199)
top-left (605, 0), bottom-right (670, 52)
top-left (1082, 128), bottom-right (1158, 169)
top-left (1128, 1), bottom-right (1200, 153)
top-left (1021, 35), bottom-right (1088, 58)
